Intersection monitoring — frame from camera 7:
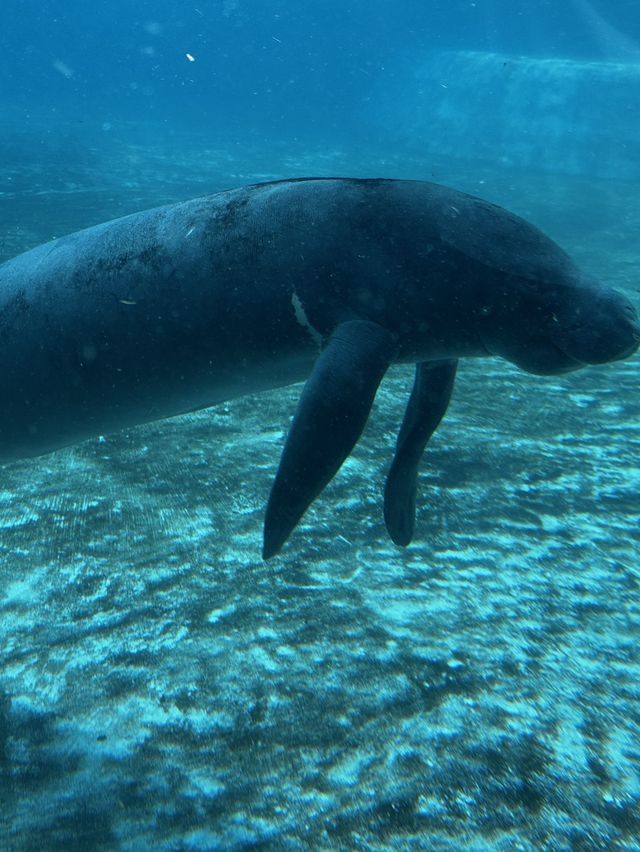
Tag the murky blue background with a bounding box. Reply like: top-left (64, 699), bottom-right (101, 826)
top-left (2, 1), bottom-right (640, 140)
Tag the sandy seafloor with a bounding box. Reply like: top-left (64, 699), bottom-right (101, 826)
top-left (0, 126), bottom-right (639, 850)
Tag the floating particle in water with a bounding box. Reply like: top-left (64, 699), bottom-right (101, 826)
top-left (52, 59), bottom-right (74, 79)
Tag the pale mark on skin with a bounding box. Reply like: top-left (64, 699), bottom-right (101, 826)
top-left (291, 289), bottom-right (322, 347)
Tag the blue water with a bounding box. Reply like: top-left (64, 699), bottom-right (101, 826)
top-left (1, 2), bottom-right (639, 849)
top-left (2, 1), bottom-right (640, 139)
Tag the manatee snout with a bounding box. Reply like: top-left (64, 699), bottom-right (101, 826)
top-left (552, 286), bottom-right (640, 365)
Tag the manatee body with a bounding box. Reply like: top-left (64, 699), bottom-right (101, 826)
top-left (0, 178), bottom-right (637, 556)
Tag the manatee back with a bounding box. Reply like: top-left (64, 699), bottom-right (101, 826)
top-left (402, 180), bottom-right (580, 286)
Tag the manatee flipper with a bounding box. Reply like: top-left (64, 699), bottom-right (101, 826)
top-left (263, 320), bottom-right (398, 559)
top-left (384, 359), bottom-right (457, 546)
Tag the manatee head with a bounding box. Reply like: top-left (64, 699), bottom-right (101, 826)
top-left (478, 270), bottom-right (640, 376)
top-left (434, 191), bottom-right (640, 374)
top-left (548, 277), bottom-right (640, 366)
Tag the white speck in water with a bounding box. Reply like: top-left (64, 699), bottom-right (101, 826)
top-left (52, 59), bottom-right (74, 79)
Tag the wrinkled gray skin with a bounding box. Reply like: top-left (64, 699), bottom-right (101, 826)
top-left (0, 178), bottom-right (638, 556)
